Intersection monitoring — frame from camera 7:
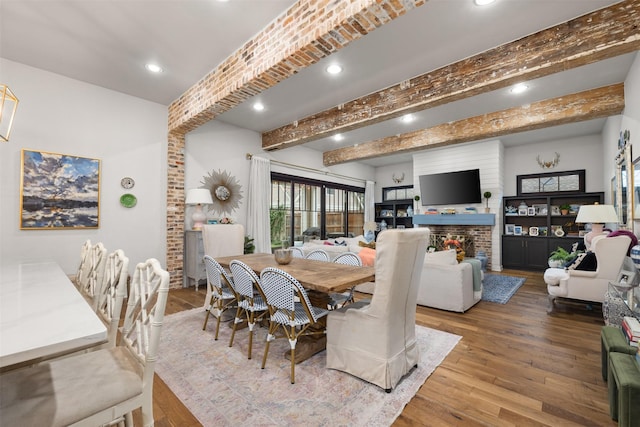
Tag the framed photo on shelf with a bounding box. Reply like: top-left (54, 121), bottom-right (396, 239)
top-left (505, 224), bottom-right (515, 235)
top-left (550, 205), bottom-right (561, 216)
top-left (532, 204), bottom-right (548, 215)
top-left (518, 207), bottom-right (528, 216)
top-left (616, 269), bottom-right (636, 285)
top-left (514, 225), bottom-right (523, 236)
top-left (527, 207), bottom-right (536, 216)
top-left (529, 226), bottom-right (539, 236)
top-left (538, 226), bottom-right (548, 236)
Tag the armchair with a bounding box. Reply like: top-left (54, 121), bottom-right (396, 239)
top-left (326, 228), bottom-right (430, 392)
top-left (546, 234), bottom-right (631, 308)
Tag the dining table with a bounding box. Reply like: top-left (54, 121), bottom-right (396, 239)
top-left (215, 252), bottom-right (375, 363)
top-left (0, 260), bottom-right (108, 371)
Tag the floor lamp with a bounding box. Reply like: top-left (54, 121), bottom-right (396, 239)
top-left (186, 189), bottom-right (213, 230)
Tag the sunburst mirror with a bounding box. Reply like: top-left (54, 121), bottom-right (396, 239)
top-left (201, 169), bottom-right (243, 215)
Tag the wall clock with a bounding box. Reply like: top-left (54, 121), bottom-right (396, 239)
top-left (121, 177), bottom-right (135, 189)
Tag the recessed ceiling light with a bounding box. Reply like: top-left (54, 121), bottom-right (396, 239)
top-left (474, 0), bottom-right (496, 5)
top-left (326, 64), bottom-right (343, 75)
top-left (510, 83), bottom-right (529, 94)
top-left (253, 102), bottom-right (265, 111)
top-left (145, 63), bottom-right (163, 73)
top-left (400, 114), bottom-right (415, 123)
top-left (333, 134), bottom-right (344, 142)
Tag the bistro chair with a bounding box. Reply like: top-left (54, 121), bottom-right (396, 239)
top-left (0, 258), bottom-right (170, 427)
top-left (326, 228), bottom-right (430, 392)
top-left (203, 255), bottom-right (238, 340)
top-left (259, 267), bottom-right (329, 384)
top-left (229, 260), bottom-right (269, 359)
top-left (305, 248), bottom-right (330, 262)
top-left (290, 247), bottom-right (305, 258)
top-left (329, 252), bottom-right (363, 309)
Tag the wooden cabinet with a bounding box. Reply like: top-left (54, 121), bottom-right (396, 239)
top-left (502, 192), bottom-right (603, 270)
top-left (375, 200), bottom-right (414, 230)
top-left (184, 230), bottom-right (206, 289)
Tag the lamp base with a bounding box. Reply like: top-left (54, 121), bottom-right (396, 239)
top-left (191, 204), bottom-right (207, 230)
top-left (584, 223), bottom-right (605, 249)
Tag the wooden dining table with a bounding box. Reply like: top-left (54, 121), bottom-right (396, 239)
top-left (215, 252), bottom-right (375, 293)
top-left (0, 260), bottom-right (107, 371)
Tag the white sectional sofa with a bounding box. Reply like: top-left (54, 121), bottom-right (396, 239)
top-left (298, 235), bottom-right (369, 260)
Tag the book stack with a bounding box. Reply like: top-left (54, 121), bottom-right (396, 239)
top-left (621, 316), bottom-right (640, 348)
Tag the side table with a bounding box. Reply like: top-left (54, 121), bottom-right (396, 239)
top-left (184, 230), bottom-right (206, 289)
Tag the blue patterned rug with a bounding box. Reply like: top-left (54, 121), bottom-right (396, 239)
top-left (482, 274), bottom-right (526, 304)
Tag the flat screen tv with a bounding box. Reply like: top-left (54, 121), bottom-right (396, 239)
top-left (418, 169), bottom-right (481, 206)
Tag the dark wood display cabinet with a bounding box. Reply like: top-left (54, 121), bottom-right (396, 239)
top-left (502, 192), bottom-right (604, 270)
top-left (375, 199), bottom-right (414, 230)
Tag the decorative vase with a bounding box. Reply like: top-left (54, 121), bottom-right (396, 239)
top-left (548, 259), bottom-right (563, 268)
top-left (630, 245), bottom-right (640, 269)
top-left (475, 251), bottom-right (488, 271)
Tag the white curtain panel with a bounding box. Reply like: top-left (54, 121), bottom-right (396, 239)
top-left (364, 180), bottom-right (375, 223)
top-left (247, 156), bottom-right (272, 253)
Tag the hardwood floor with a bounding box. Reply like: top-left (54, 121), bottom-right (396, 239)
top-left (148, 269), bottom-right (615, 427)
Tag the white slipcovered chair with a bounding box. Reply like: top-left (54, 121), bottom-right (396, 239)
top-left (545, 234), bottom-right (631, 308)
top-left (201, 223), bottom-right (245, 309)
top-left (0, 258), bottom-right (170, 427)
top-left (326, 228), bottom-right (430, 392)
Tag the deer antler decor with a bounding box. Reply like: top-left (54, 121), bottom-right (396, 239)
top-left (536, 152), bottom-right (560, 169)
top-left (392, 172), bottom-right (405, 184)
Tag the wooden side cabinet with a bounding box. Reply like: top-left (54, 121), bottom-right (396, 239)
top-left (184, 230), bottom-right (206, 289)
top-left (502, 236), bottom-right (549, 270)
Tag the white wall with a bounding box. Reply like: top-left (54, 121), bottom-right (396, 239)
top-left (0, 59), bottom-right (168, 274)
top-left (185, 120), bottom-right (375, 229)
top-left (374, 161), bottom-right (413, 202)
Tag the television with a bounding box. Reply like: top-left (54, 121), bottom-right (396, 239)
top-left (418, 169), bottom-right (482, 206)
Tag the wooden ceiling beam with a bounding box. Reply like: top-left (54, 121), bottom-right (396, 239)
top-left (322, 83), bottom-right (625, 166)
top-left (263, 0), bottom-right (640, 151)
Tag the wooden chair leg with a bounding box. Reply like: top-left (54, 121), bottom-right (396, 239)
top-left (229, 307), bottom-right (242, 347)
top-left (214, 311), bottom-right (222, 340)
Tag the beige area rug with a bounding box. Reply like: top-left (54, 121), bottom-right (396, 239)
top-left (156, 308), bottom-right (461, 427)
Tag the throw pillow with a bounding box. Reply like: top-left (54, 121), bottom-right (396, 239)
top-left (566, 251), bottom-right (597, 271)
top-left (323, 241), bottom-right (334, 246)
top-left (359, 240), bottom-right (376, 250)
top-left (425, 249), bottom-right (457, 266)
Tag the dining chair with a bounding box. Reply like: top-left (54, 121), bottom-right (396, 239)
top-left (0, 258), bottom-right (170, 427)
top-left (229, 260), bottom-right (269, 359)
top-left (74, 239), bottom-right (92, 287)
top-left (290, 246), bottom-right (305, 258)
top-left (78, 242), bottom-right (108, 304)
top-left (329, 252), bottom-right (363, 309)
top-left (203, 255), bottom-right (238, 340)
top-left (93, 249), bottom-right (129, 348)
top-left (259, 267), bottom-right (329, 383)
top-left (305, 248), bottom-right (330, 262)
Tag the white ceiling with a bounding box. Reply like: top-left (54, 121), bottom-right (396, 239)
top-left (1, 0), bottom-right (635, 167)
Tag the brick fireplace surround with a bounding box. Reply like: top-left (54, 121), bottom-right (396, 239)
top-left (422, 225), bottom-right (493, 270)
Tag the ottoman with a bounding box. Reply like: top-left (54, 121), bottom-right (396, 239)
top-left (601, 326), bottom-right (637, 381)
top-left (608, 352), bottom-right (640, 426)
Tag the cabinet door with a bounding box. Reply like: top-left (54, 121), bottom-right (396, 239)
top-left (502, 237), bottom-right (526, 268)
top-left (523, 237), bottom-right (549, 270)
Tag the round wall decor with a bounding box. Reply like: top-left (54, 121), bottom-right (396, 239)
top-left (201, 169), bottom-right (243, 215)
top-left (120, 177), bottom-right (135, 189)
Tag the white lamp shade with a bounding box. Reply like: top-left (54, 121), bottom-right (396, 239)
top-left (575, 204), bottom-right (618, 224)
top-left (185, 188), bottom-right (213, 205)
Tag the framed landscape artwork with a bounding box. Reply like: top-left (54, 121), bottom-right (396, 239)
top-left (20, 149), bottom-right (101, 229)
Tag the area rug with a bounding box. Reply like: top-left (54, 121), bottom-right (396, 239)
top-left (482, 274), bottom-right (526, 304)
top-left (156, 308), bottom-right (461, 427)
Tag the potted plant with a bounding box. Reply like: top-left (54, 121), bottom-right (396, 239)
top-left (414, 195), bottom-right (421, 214)
top-left (548, 246), bottom-right (572, 268)
top-left (483, 191), bottom-right (492, 213)
top-left (559, 203), bottom-right (571, 215)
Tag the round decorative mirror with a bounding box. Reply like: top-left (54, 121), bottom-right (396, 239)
top-left (201, 169), bottom-right (243, 215)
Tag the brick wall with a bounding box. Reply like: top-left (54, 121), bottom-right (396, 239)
top-left (165, 0), bottom-right (426, 287)
top-left (425, 225), bottom-right (493, 269)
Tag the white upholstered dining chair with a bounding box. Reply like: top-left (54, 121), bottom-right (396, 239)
top-left (0, 258), bottom-right (170, 427)
top-left (326, 228), bottom-right (430, 392)
top-left (201, 223), bottom-right (245, 308)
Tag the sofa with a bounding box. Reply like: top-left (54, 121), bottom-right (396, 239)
top-left (298, 235), bottom-right (369, 259)
top-left (356, 248), bottom-right (482, 313)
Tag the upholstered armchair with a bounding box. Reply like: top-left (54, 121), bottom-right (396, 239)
top-left (326, 228), bottom-right (430, 392)
top-left (545, 234), bottom-right (631, 308)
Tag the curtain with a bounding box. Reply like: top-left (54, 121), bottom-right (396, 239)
top-left (247, 156), bottom-right (272, 253)
top-left (364, 180), bottom-right (375, 223)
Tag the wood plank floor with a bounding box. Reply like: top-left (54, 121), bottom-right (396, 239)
top-left (145, 269), bottom-right (616, 427)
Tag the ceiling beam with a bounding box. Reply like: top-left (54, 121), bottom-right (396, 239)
top-left (322, 83), bottom-right (625, 166)
top-left (263, 0), bottom-right (640, 151)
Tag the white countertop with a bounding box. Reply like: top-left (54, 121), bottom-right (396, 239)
top-left (0, 261), bottom-right (107, 368)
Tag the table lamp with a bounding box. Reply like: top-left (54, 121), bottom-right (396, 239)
top-left (575, 203), bottom-right (618, 248)
top-left (185, 188), bottom-right (213, 230)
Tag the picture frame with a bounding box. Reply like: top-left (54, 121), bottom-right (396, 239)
top-left (505, 224), bottom-right (515, 235)
top-left (527, 207), bottom-right (536, 216)
top-left (532, 204), bottom-right (547, 215)
top-left (578, 230), bottom-right (587, 237)
top-left (513, 225), bottom-right (523, 236)
top-left (529, 226), bottom-right (539, 236)
top-left (550, 205), bottom-right (560, 216)
top-left (20, 149), bottom-right (100, 229)
top-left (518, 207), bottom-right (528, 216)
top-left (538, 226), bottom-right (548, 236)
top-left (616, 269), bottom-right (637, 285)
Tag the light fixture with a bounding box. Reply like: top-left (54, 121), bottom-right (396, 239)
top-left (575, 203), bottom-right (619, 247)
top-left (333, 134), bottom-right (344, 141)
top-left (326, 64), bottom-right (343, 75)
top-left (253, 102), bottom-right (265, 111)
top-left (400, 114), bottom-right (415, 123)
top-left (510, 83), bottom-right (529, 94)
top-left (474, 0), bottom-right (496, 5)
top-left (144, 63), bottom-right (163, 73)
top-left (185, 188), bottom-right (213, 230)
top-left (0, 84), bottom-right (19, 142)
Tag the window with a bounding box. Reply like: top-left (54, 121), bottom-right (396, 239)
top-left (270, 173), bottom-right (365, 248)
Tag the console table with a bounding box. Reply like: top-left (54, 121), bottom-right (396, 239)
top-left (604, 282), bottom-right (640, 326)
top-left (184, 230), bottom-right (206, 289)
